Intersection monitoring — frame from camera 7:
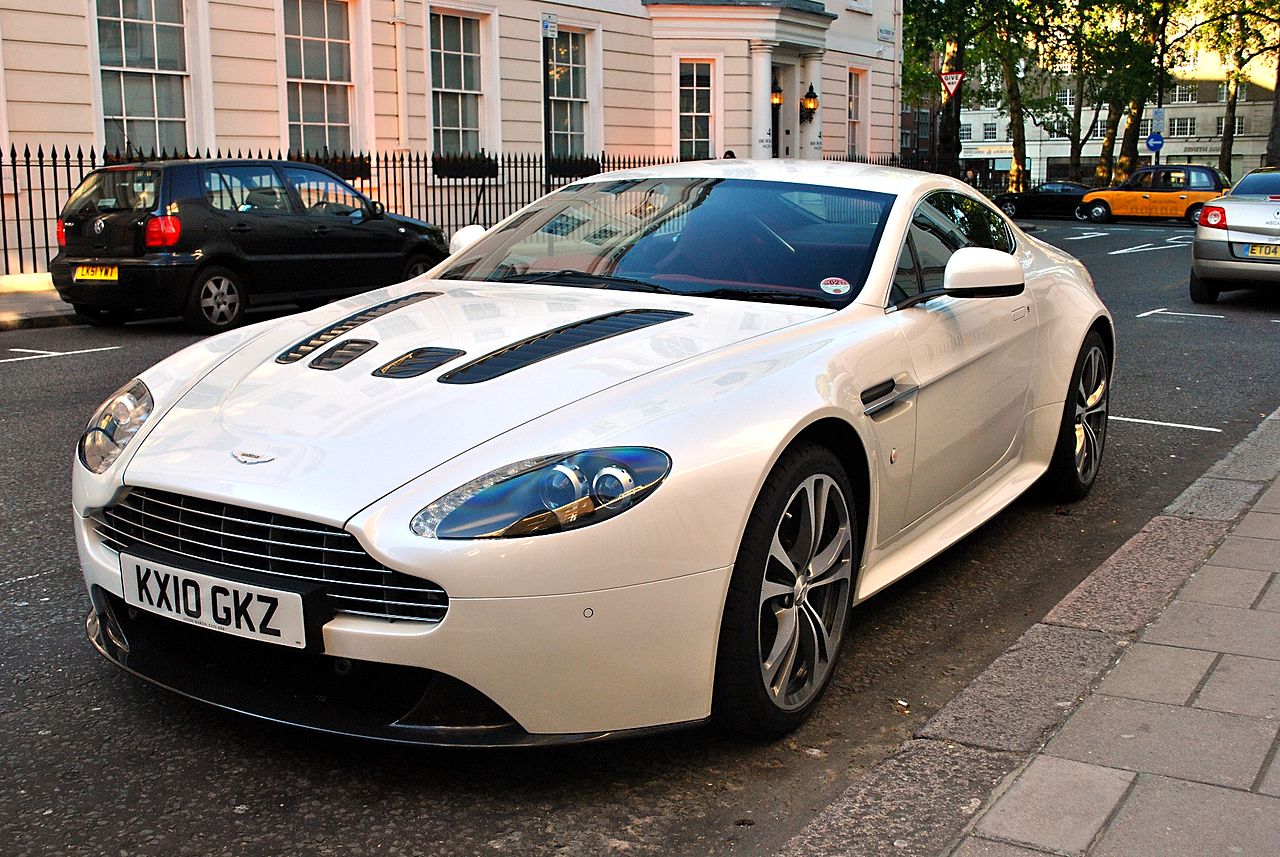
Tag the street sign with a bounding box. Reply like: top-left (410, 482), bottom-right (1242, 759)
top-left (1152, 108), bottom-right (1165, 134)
top-left (1146, 132), bottom-right (1164, 153)
top-left (541, 12), bottom-right (557, 39)
top-left (939, 70), bottom-right (966, 99)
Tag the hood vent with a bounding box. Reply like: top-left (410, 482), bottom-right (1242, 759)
top-left (373, 347), bottom-right (466, 379)
top-left (439, 309), bottom-right (691, 385)
top-left (309, 339), bottom-right (378, 371)
top-left (277, 292), bottom-right (439, 364)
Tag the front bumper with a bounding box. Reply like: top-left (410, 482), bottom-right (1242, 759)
top-left (76, 512), bottom-right (731, 743)
top-left (1192, 237), bottom-right (1280, 286)
top-left (50, 254), bottom-right (199, 310)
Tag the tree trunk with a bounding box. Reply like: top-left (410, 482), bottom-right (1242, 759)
top-left (1115, 97), bottom-right (1143, 183)
top-left (1267, 46), bottom-right (1280, 166)
top-left (1068, 74), bottom-right (1087, 181)
top-left (937, 39), bottom-right (965, 176)
top-left (1000, 54), bottom-right (1027, 192)
top-left (1095, 99), bottom-right (1122, 186)
top-left (1219, 73), bottom-right (1239, 180)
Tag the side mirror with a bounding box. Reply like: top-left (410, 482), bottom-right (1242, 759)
top-left (449, 223), bottom-right (488, 256)
top-left (943, 246), bottom-right (1025, 298)
top-left (368, 200), bottom-right (385, 217)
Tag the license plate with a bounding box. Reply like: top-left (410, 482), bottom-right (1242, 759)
top-left (120, 553), bottom-right (307, 648)
top-left (75, 265), bottom-right (118, 281)
top-left (1247, 244), bottom-right (1280, 258)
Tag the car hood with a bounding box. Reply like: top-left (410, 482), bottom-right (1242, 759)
top-left (123, 281), bottom-right (825, 525)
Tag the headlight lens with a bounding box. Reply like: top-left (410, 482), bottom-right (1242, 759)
top-left (78, 379), bottom-right (154, 474)
top-left (411, 447), bottom-right (671, 539)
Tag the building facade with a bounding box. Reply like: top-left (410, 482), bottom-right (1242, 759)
top-left (0, 0), bottom-right (901, 161)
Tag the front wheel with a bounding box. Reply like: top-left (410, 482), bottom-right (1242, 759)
top-left (1185, 203), bottom-right (1203, 227)
top-left (713, 444), bottom-right (857, 738)
top-left (1000, 201), bottom-right (1018, 217)
top-left (401, 254), bottom-right (440, 281)
top-left (1087, 201), bottom-right (1111, 224)
top-left (184, 266), bottom-right (245, 333)
top-left (1043, 331), bottom-right (1110, 501)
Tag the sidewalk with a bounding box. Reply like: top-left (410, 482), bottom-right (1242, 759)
top-left (781, 408), bottom-right (1280, 857)
top-left (0, 272), bottom-right (78, 330)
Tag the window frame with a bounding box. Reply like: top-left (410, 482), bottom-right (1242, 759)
top-left (1168, 116), bottom-right (1196, 137)
top-left (424, 2), bottom-right (501, 157)
top-left (1170, 83), bottom-right (1196, 104)
top-left (848, 67), bottom-right (868, 158)
top-left (670, 53), bottom-right (723, 161)
top-left (542, 25), bottom-right (597, 159)
top-left (1216, 115), bottom-right (1245, 136)
top-left (282, 0), bottom-right (356, 155)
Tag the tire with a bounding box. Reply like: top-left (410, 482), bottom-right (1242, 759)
top-left (401, 254), bottom-right (440, 281)
top-left (1000, 201), bottom-right (1018, 217)
top-left (1074, 205), bottom-right (1090, 222)
top-left (183, 266), bottom-right (245, 334)
top-left (1189, 270), bottom-right (1220, 304)
top-left (713, 444), bottom-right (858, 738)
top-left (1043, 331), bottom-right (1110, 501)
top-left (73, 304), bottom-right (131, 327)
top-left (1185, 203), bottom-right (1203, 227)
top-left (1086, 201), bottom-right (1111, 224)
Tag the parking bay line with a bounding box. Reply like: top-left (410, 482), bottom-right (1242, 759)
top-left (1136, 308), bottom-right (1225, 319)
top-left (0, 346), bottom-right (121, 364)
top-left (1109, 416), bottom-right (1222, 433)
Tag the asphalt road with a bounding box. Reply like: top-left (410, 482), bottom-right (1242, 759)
top-left (1, 223), bottom-right (1277, 856)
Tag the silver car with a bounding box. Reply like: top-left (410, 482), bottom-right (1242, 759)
top-left (1191, 167), bottom-right (1280, 303)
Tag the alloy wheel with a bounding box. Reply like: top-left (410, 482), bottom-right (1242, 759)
top-left (757, 474), bottom-right (852, 712)
top-left (199, 275), bottom-right (240, 326)
top-left (1073, 345), bottom-right (1108, 485)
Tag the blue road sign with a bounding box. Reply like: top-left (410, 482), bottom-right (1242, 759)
top-left (1145, 132), bottom-right (1164, 152)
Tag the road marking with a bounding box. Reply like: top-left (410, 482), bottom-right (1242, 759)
top-left (0, 346), bottom-right (121, 364)
top-left (1136, 307), bottom-right (1225, 319)
top-left (1108, 235), bottom-right (1192, 255)
top-left (7, 348), bottom-right (61, 355)
top-left (1109, 416), bottom-right (1222, 433)
top-left (1064, 232), bottom-right (1110, 240)
top-left (0, 570), bottom-right (57, 587)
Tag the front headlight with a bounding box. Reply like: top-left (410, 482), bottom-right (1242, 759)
top-left (78, 379), bottom-right (154, 474)
top-left (411, 447), bottom-right (671, 539)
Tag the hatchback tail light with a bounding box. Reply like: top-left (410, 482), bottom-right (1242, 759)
top-left (56, 220), bottom-right (66, 248)
top-left (1198, 205), bottom-right (1227, 230)
top-left (144, 214), bottom-right (182, 248)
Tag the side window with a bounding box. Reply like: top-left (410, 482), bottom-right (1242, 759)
top-left (1162, 169), bottom-right (1188, 190)
top-left (204, 166), bottom-right (294, 214)
top-left (1130, 171), bottom-right (1154, 190)
top-left (891, 235), bottom-right (921, 304)
top-left (910, 206), bottom-right (961, 293)
top-left (281, 167), bottom-right (366, 218)
top-left (1188, 169), bottom-right (1213, 190)
top-left (928, 191), bottom-right (1015, 254)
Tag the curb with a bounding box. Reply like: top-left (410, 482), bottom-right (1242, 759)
top-left (0, 310), bottom-right (82, 332)
top-left (777, 407), bottom-right (1280, 857)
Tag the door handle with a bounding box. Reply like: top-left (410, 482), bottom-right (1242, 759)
top-left (313, 225), bottom-right (331, 235)
top-left (1012, 305), bottom-right (1029, 321)
top-left (1178, 195), bottom-right (1187, 199)
top-left (1142, 194), bottom-right (1150, 199)
top-left (229, 223), bottom-right (251, 233)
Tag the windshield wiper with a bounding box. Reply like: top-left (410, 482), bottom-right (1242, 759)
top-left (693, 288), bottom-right (836, 309)
top-left (492, 269), bottom-right (675, 293)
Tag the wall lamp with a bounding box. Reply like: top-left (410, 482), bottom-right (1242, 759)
top-left (799, 85), bottom-right (820, 124)
top-left (771, 79), bottom-right (784, 107)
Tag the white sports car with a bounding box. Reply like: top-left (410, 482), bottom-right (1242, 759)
top-left (73, 161), bottom-right (1113, 745)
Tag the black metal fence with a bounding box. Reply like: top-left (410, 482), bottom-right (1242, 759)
top-left (0, 146), bottom-right (981, 276)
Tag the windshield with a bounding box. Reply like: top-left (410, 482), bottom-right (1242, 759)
top-left (1232, 171), bottom-right (1280, 196)
top-left (64, 169), bottom-right (161, 215)
top-left (439, 178), bottom-right (895, 307)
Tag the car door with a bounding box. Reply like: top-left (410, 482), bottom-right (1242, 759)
top-left (1112, 169), bottom-right (1155, 216)
top-left (280, 165), bottom-right (403, 291)
top-left (1154, 167), bottom-right (1189, 218)
top-left (889, 191), bottom-right (1036, 524)
top-left (202, 164), bottom-right (315, 297)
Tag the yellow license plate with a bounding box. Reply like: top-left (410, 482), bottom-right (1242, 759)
top-left (1247, 244), bottom-right (1280, 258)
top-left (75, 265), bottom-right (118, 281)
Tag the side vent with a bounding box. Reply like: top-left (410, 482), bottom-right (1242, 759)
top-left (373, 347), bottom-right (466, 379)
top-left (439, 309), bottom-right (690, 385)
top-left (277, 292), bottom-right (439, 364)
top-left (309, 339), bottom-right (378, 371)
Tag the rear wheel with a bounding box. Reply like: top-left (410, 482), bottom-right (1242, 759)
top-left (73, 305), bottom-right (132, 327)
top-left (713, 444), bottom-right (857, 738)
top-left (1000, 201), bottom-right (1018, 217)
top-left (1185, 203), bottom-right (1204, 227)
top-left (1087, 201), bottom-right (1111, 223)
top-left (1189, 270), bottom-right (1220, 304)
top-left (1043, 331), bottom-right (1109, 501)
top-left (184, 266), bottom-right (245, 333)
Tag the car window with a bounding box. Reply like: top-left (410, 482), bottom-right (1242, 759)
top-left (926, 191), bottom-right (1014, 254)
top-left (1042, 183), bottom-right (1062, 193)
top-left (1160, 169), bottom-right (1188, 190)
top-left (1232, 171), bottom-right (1280, 195)
top-left (1188, 169), bottom-right (1214, 190)
top-left (891, 236), bottom-right (922, 303)
top-left (281, 167), bottom-right (367, 218)
top-left (204, 165), bottom-right (294, 214)
top-left (1128, 171), bottom-right (1154, 190)
top-left (64, 168), bottom-right (161, 215)
top-left (910, 203), bottom-right (963, 293)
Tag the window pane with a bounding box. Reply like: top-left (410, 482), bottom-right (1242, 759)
top-left (695, 90), bottom-right (709, 113)
top-left (325, 84), bottom-right (349, 123)
top-left (443, 53), bottom-right (462, 89)
top-left (328, 124), bottom-right (350, 153)
top-left (155, 24), bottom-right (184, 71)
top-left (300, 83), bottom-right (325, 122)
top-left (461, 130), bottom-right (479, 154)
top-left (303, 39), bottom-right (326, 80)
top-left (679, 91), bottom-right (693, 114)
top-left (440, 92), bottom-right (459, 126)
top-left (126, 118), bottom-right (157, 153)
top-left (105, 121), bottom-right (126, 154)
top-left (285, 39), bottom-right (302, 78)
top-left (284, 0), bottom-right (300, 36)
top-left (326, 0), bottom-right (348, 40)
top-left (571, 66), bottom-right (584, 99)
top-left (462, 55), bottom-right (478, 91)
top-left (122, 72), bottom-right (155, 117)
top-left (122, 21), bottom-right (155, 69)
top-left (289, 125), bottom-right (302, 151)
top-left (153, 0), bottom-right (182, 24)
top-left (123, 0), bottom-right (152, 19)
top-left (429, 14), bottom-right (442, 50)
top-left (98, 0), bottom-right (120, 17)
top-left (288, 82), bottom-right (301, 121)
top-left (301, 0), bottom-right (325, 38)
top-left (460, 93), bottom-right (478, 128)
top-left (328, 42), bottom-right (350, 81)
top-left (443, 15), bottom-right (461, 52)
top-left (99, 21), bottom-right (123, 66)
top-left (302, 123), bottom-right (326, 153)
top-left (462, 17), bottom-right (478, 53)
top-left (154, 74), bottom-right (184, 118)
top-left (157, 119), bottom-right (185, 152)
top-left (695, 115), bottom-right (709, 139)
top-left (101, 71), bottom-right (123, 116)
top-left (696, 63), bottom-right (710, 87)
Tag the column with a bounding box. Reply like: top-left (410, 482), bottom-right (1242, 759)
top-left (750, 40), bottom-right (777, 159)
top-left (799, 51), bottom-right (824, 160)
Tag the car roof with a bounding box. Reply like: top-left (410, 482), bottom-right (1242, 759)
top-left (95, 158), bottom-right (322, 170)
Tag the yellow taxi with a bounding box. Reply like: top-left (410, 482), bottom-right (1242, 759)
top-left (1079, 164), bottom-right (1231, 225)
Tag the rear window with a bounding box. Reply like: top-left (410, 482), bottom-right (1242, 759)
top-left (64, 169), bottom-right (161, 215)
top-left (1232, 171), bottom-right (1280, 196)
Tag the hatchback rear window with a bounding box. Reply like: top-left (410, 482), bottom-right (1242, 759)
top-left (64, 169), bottom-right (161, 215)
top-left (1232, 172), bottom-right (1280, 196)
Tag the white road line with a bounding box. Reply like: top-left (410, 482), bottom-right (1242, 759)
top-left (1109, 235), bottom-right (1192, 255)
top-left (0, 569), bottom-right (57, 587)
top-left (1136, 307), bottom-right (1225, 319)
top-left (7, 348), bottom-right (60, 355)
top-left (1136, 307), bottom-right (1167, 317)
top-left (0, 346), bottom-right (121, 364)
top-left (1109, 416), bottom-right (1223, 433)
top-left (1064, 232), bottom-right (1109, 240)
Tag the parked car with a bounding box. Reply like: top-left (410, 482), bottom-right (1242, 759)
top-left (73, 161), bottom-right (1112, 746)
top-left (993, 181), bottom-right (1091, 219)
top-left (1190, 166), bottom-right (1280, 303)
top-left (50, 159), bottom-right (448, 332)
top-left (1078, 164), bottom-right (1231, 225)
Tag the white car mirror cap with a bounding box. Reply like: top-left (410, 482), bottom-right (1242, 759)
top-left (943, 246), bottom-right (1026, 298)
top-left (449, 224), bottom-right (488, 256)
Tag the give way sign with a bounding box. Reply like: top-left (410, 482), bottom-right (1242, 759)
top-left (939, 70), bottom-right (966, 99)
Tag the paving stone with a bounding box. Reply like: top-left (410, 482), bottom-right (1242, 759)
top-left (952, 837), bottom-right (1051, 857)
top-left (1208, 535), bottom-right (1280, 572)
top-left (975, 755), bottom-right (1133, 855)
top-left (1261, 749), bottom-right (1280, 797)
top-left (1233, 511), bottom-right (1280, 540)
top-left (1046, 696), bottom-right (1277, 789)
top-left (777, 741), bottom-right (1019, 857)
top-left (1193, 654), bottom-right (1280, 719)
top-left (1091, 775), bottom-right (1280, 857)
top-left (1045, 516), bottom-right (1229, 635)
top-left (1257, 577), bottom-right (1280, 613)
top-left (916, 624), bottom-right (1123, 752)
top-left (1255, 481), bottom-right (1280, 514)
top-left (1163, 476), bottom-right (1265, 521)
top-left (1144, 600), bottom-right (1280, 661)
top-left (1206, 414), bottom-right (1280, 483)
top-left (1178, 565), bottom-right (1272, 608)
top-left (1096, 643), bottom-right (1215, 705)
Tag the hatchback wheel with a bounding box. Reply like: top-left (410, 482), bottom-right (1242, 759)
top-left (1087, 202), bottom-right (1111, 223)
top-left (401, 254), bottom-right (439, 281)
top-left (184, 267), bottom-right (245, 333)
top-left (714, 444), bottom-right (857, 738)
top-left (1043, 331), bottom-right (1109, 501)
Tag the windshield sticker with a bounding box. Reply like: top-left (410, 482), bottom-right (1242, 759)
top-left (820, 277), bottom-right (851, 295)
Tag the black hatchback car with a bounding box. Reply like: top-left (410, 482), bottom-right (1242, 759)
top-left (51, 159), bottom-right (448, 332)
top-left (991, 181), bottom-right (1091, 220)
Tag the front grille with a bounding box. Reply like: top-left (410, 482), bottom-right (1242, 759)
top-left (92, 488), bottom-right (447, 624)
